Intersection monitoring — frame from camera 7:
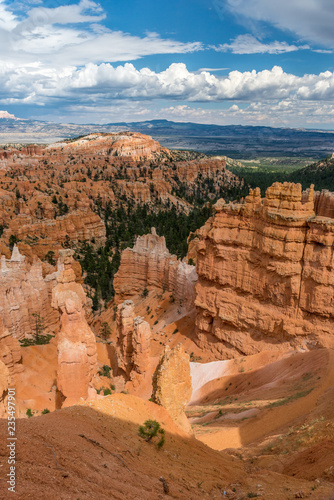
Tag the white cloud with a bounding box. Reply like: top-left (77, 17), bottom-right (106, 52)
top-left (3, 63), bottom-right (334, 106)
top-left (222, 0), bottom-right (334, 49)
top-left (214, 34), bottom-right (309, 54)
top-left (0, 0), bottom-right (202, 67)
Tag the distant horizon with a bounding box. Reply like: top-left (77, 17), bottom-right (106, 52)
top-left (3, 109), bottom-right (334, 133)
top-left (1, 1), bottom-right (334, 129)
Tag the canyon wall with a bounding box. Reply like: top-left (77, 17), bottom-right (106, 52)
top-left (195, 182), bottom-right (334, 357)
top-left (114, 228), bottom-right (198, 308)
top-left (0, 245), bottom-right (59, 340)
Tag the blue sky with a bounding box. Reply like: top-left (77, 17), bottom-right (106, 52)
top-left (1, 0), bottom-right (334, 128)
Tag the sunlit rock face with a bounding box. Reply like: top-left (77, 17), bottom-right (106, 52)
top-left (114, 228), bottom-right (198, 310)
top-left (195, 182), bottom-right (334, 357)
top-left (0, 245), bottom-right (59, 340)
top-left (51, 250), bottom-right (97, 408)
top-left (152, 344), bottom-right (192, 433)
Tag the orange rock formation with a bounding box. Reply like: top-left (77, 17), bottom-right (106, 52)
top-left (114, 228), bottom-right (198, 309)
top-left (0, 245), bottom-right (58, 339)
top-left (116, 300), bottom-right (151, 383)
top-left (152, 344), bottom-right (192, 432)
top-left (195, 182), bottom-right (334, 357)
top-left (51, 249), bottom-right (97, 407)
top-left (0, 319), bottom-right (22, 376)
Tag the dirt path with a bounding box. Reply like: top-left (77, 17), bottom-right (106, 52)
top-left (197, 349), bottom-right (334, 450)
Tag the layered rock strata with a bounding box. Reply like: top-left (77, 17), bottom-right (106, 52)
top-left (0, 245), bottom-right (58, 340)
top-left (116, 300), bottom-right (151, 381)
top-left (0, 319), bottom-right (22, 376)
top-left (51, 249), bottom-right (98, 407)
top-left (114, 228), bottom-right (198, 308)
top-left (195, 182), bottom-right (334, 356)
top-left (152, 344), bottom-right (192, 432)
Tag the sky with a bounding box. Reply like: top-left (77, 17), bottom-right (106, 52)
top-left (1, 0), bottom-right (334, 128)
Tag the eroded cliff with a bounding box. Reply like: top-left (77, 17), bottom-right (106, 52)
top-left (114, 228), bottom-right (198, 309)
top-left (195, 182), bottom-right (334, 356)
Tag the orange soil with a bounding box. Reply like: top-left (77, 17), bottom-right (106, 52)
top-left (188, 349), bottom-right (334, 453)
top-left (1, 393), bottom-right (334, 500)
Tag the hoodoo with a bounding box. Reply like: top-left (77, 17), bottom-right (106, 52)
top-left (51, 250), bottom-right (98, 407)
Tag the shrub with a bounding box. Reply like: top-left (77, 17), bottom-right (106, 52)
top-left (138, 420), bottom-right (165, 449)
top-left (19, 333), bottom-right (53, 347)
top-left (103, 388), bottom-right (112, 396)
top-left (98, 365), bottom-right (111, 378)
top-left (42, 408), bottom-right (50, 414)
top-left (142, 287), bottom-right (149, 298)
top-left (26, 408), bottom-right (33, 418)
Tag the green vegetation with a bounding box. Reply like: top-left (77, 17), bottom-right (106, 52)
top-left (42, 408), bottom-right (50, 414)
top-left (44, 250), bottom-right (56, 266)
top-left (266, 388), bottom-right (314, 409)
top-left (77, 202), bottom-right (213, 308)
top-left (26, 408), bottom-right (34, 418)
top-left (19, 333), bottom-right (54, 347)
top-left (19, 314), bottom-right (53, 347)
top-left (9, 234), bottom-right (19, 249)
top-left (138, 420), bottom-right (165, 449)
top-left (230, 155), bottom-right (334, 194)
top-left (99, 322), bottom-right (111, 341)
top-left (98, 365), bottom-right (112, 378)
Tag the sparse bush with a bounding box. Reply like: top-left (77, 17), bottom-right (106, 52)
top-left (142, 287), bottom-right (149, 298)
top-left (98, 365), bottom-right (111, 378)
top-left (26, 408), bottom-right (33, 418)
top-left (42, 408), bottom-right (50, 414)
top-left (138, 420), bottom-right (165, 449)
top-left (103, 388), bottom-right (112, 396)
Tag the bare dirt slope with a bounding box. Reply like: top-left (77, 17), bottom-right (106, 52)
top-left (1, 394), bottom-right (334, 500)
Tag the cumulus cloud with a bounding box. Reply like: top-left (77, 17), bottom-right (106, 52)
top-left (214, 34), bottom-right (309, 54)
top-left (3, 63), bottom-right (334, 106)
top-left (4, 63), bottom-right (334, 111)
top-left (221, 0), bottom-right (334, 49)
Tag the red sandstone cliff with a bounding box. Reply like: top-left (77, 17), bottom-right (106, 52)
top-left (194, 182), bottom-right (334, 357)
